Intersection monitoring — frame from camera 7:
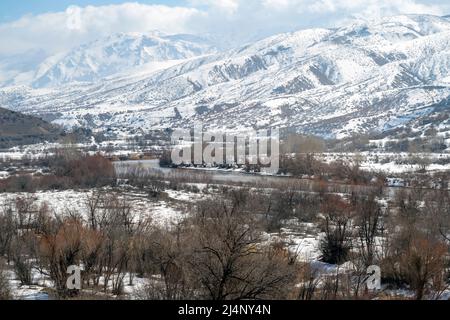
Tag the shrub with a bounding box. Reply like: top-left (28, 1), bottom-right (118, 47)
top-left (50, 153), bottom-right (115, 188)
top-left (319, 195), bottom-right (354, 264)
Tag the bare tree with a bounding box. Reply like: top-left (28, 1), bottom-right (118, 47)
top-left (188, 198), bottom-right (294, 300)
top-left (97, 194), bottom-right (150, 295)
top-left (292, 263), bottom-right (320, 300)
top-left (319, 195), bottom-right (354, 264)
top-left (427, 190), bottom-right (450, 243)
top-left (10, 235), bottom-right (34, 285)
top-left (353, 194), bottom-right (384, 266)
top-left (85, 191), bottom-right (105, 231)
top-left (0, 201), bottom-right (15, 261)
top-left (38, 218), bottom-right (84, 297)
top-left (138, 224), bottom-right (195, 300)
top-left (399, 234), bottom-right (448, 300)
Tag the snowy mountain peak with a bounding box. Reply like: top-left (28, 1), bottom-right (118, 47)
top-left (0, 32), bottom-right (216, 88)
top-left (31, 32), bottom-right (216, 88)
top-left (327, 14), bottom-right (450, 48)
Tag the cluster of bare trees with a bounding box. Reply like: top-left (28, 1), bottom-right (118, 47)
top-left (0, 190), bottom-right (297, 300)
top-left (136, 190), bottom-right (296, 300)
top-left (378, 189), bottom-right (450, 299)
top-left (0, 193), bottom-right (151, 298)
top-left (229, 180), bottom-right (450, 300)
top-left (279, 153), bottom-right (378, 185)
top-left (312, 189), bottom-right (450, 300)
top-left (0, 152), bottom-right (115, 192)
top-left (1, 176), bottom-right (450, 300)
top-left (281, 134), bottom-right (326, 154)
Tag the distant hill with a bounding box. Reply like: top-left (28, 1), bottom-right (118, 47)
top-left (0, 107), bottom-right (62, 148)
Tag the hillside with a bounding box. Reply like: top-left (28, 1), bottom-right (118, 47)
top-left (0, 107), bottom-right (62, 148)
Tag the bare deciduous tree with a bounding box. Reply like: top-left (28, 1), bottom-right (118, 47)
top-left (188, 198), bottom-right (294, 300)
top-left (353, 194), bottom-right (384, 266)
top-left (400, 235), bottom-right (448, 300)
top-left (319, 195), bottom-right (354, 264)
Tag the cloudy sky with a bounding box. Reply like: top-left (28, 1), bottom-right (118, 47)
top-left (0, 0), bottom-right (449, 56)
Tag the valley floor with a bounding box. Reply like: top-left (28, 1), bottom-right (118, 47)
top-left (1, 142), bottom-right (450, 300)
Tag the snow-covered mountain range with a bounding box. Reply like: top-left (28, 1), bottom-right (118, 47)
top-left (1, 14), bottom-right (450, 139)
top-left (0, 32), bottom-right (216, 88)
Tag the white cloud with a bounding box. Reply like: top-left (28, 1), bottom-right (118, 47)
top-left (189, 0), bottom-right (240, 14)
top-left (259, 0), bottom-right (446, 16)
top-left (194, 0), bottom-right (449, 46)
top-left (0, 3), bottom-right (202, 55)
top-left (0, 0), bottom-right (448, 56)
top-left (334, 0), bottom-right (442, 16)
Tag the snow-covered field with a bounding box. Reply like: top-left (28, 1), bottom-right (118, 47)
top-left (320, 152), bottom-right (450, 174)
top-left (0, 189), bottom-right (191, 228)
